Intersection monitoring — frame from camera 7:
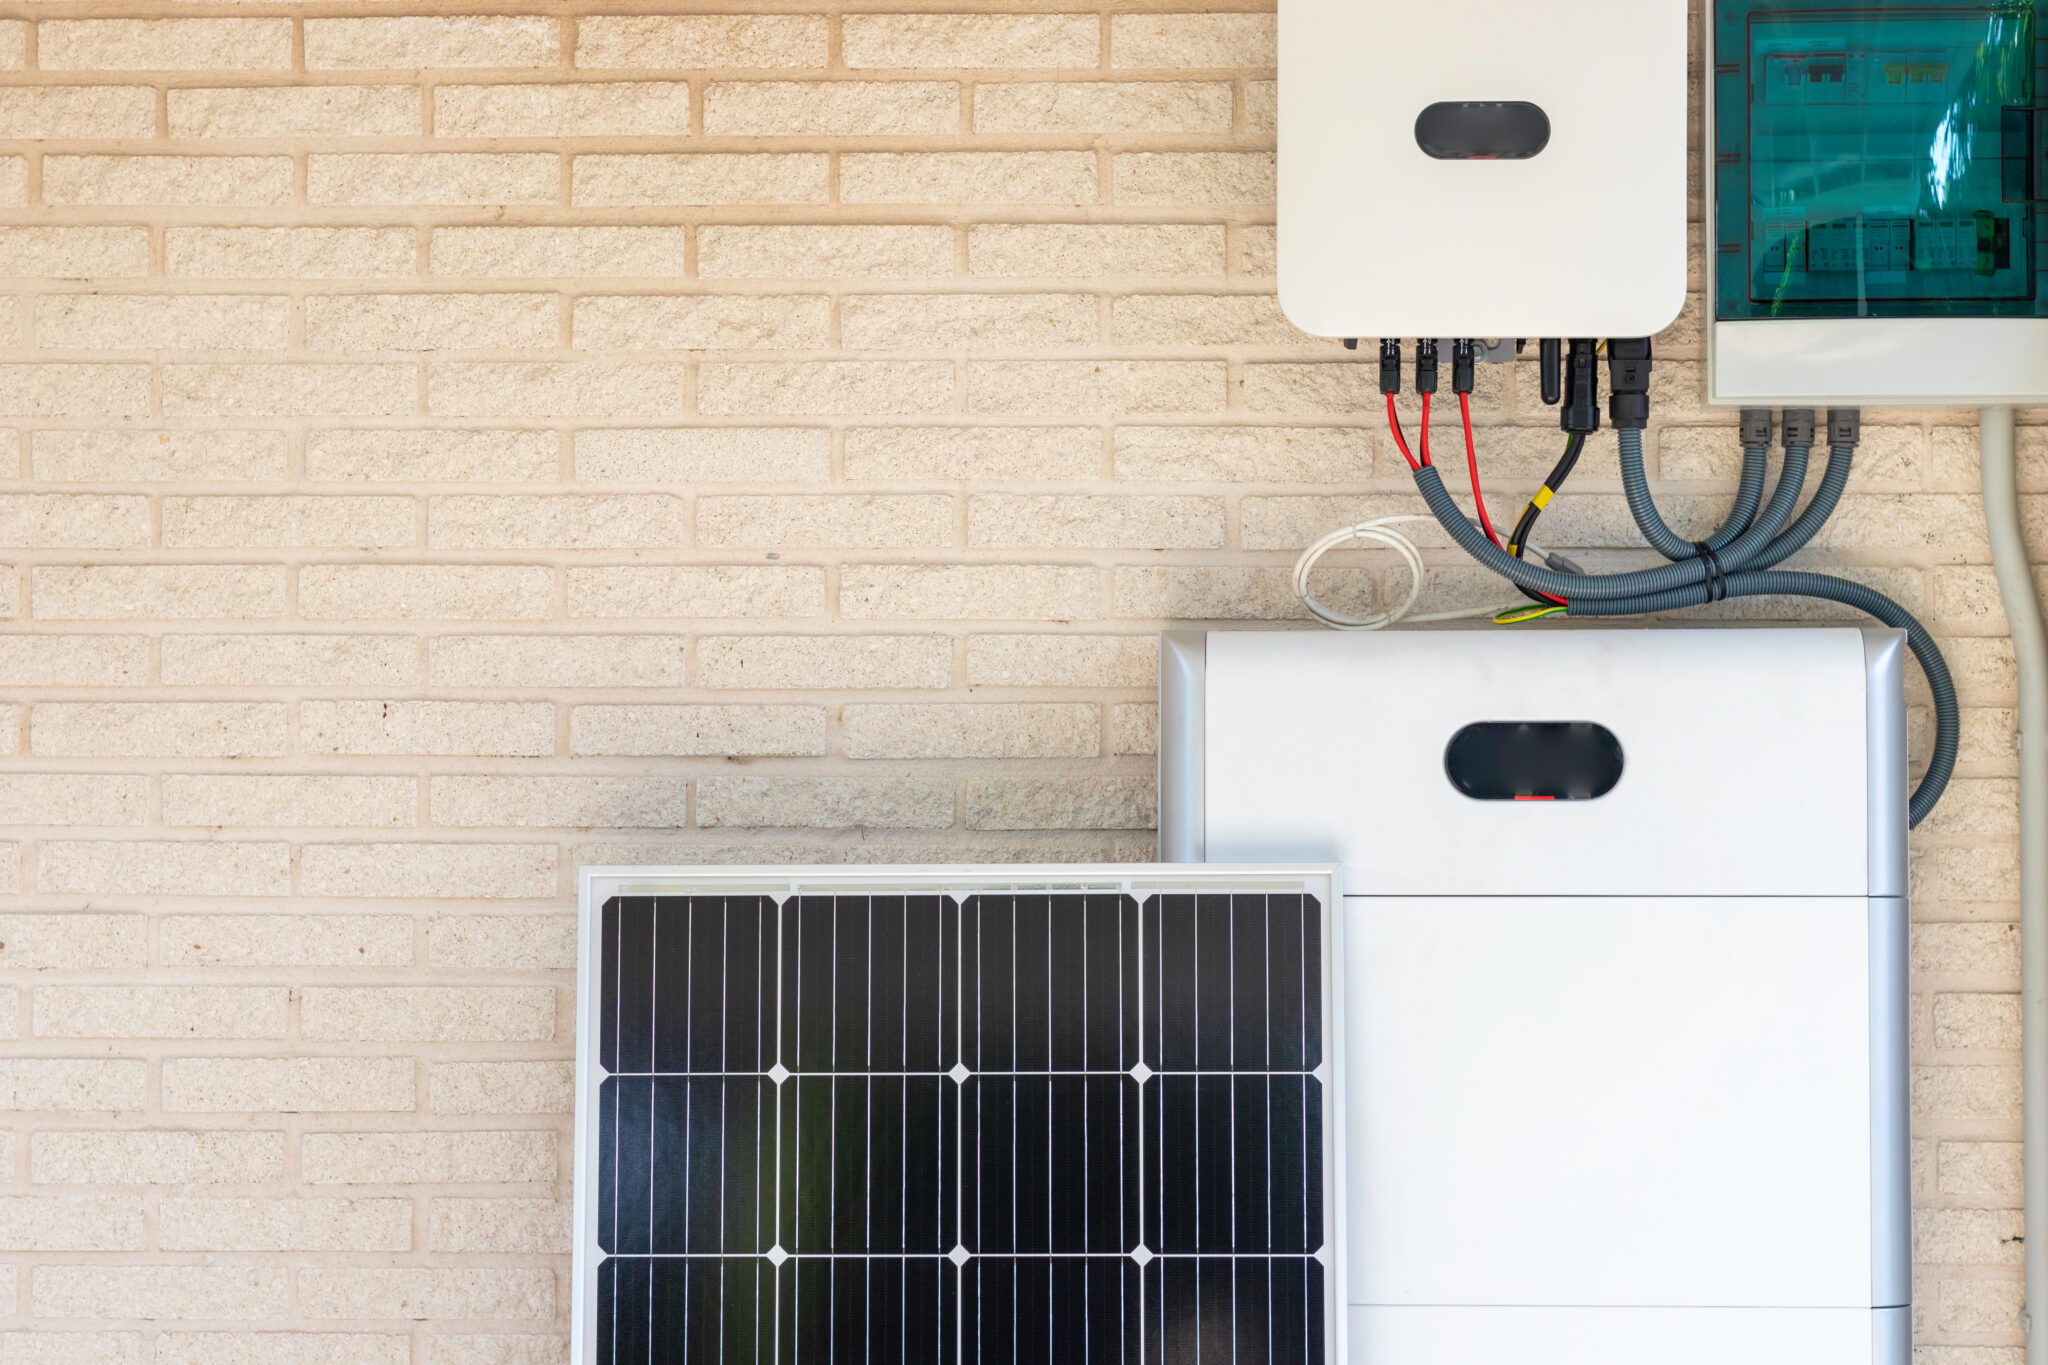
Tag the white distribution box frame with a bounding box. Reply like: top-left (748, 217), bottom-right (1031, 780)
top-left (1160, 628), bottom-right (1911, 1365)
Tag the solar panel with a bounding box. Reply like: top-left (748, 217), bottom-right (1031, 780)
top-left (576, 868), bottom-right (1338, 1365)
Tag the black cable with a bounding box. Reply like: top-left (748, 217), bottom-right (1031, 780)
top-left (1508, 433), bottom-right (1585, 603)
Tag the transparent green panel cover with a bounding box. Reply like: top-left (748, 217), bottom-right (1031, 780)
top-left (1715, 0), bottom-right (2047, 319)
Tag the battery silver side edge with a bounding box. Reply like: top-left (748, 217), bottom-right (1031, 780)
top-left (1159, 630), bottom-right (1207, 862)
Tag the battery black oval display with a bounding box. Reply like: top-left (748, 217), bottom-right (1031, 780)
top-left (1414, 101), bottom-right (1552, 160)
top-left (1444, 721), bottom-right (1623, 801)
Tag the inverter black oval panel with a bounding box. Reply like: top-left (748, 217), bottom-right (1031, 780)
top-left (1445, 721), bottom-right (1623, 801)
top-left (1415, 101), bottom-right (1551, 160)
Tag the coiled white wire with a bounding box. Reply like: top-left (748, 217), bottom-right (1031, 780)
top-left (1291, 514), bottom-right (1527, 631)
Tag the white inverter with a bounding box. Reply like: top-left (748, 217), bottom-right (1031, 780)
top-left (1159, 627), bottom-right (1909, 1365)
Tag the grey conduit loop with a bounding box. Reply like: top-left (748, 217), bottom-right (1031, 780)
top-left (1753, 443), bottom-right (1854, 568)
top-left (1617, 429), bottom-right (1770, 560)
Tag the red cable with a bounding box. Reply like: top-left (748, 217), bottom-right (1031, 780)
top-left (1419, 392), bottom-right (1433, 467)
top-left (1386, 394), bottom-right (1418, 472)
top-left (1459, 392), bottom-right (1502, 547)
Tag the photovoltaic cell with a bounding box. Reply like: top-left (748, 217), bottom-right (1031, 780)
top-left (589, 887), bottom-right (1325, 1365)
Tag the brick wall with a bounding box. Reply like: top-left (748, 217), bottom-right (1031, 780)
top-left (0, 3), bottom-right (2027, 1361)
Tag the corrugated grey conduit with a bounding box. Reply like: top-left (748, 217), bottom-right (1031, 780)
top-left (1977, 406), bottom-right (2047, 1361)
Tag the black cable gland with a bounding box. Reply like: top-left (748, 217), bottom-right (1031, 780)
top-left (1606, 337), bottom-right (1652, 430)
top-left (1539, 338), bottom-right (1563, 406)
top-left (1451, 339), bottom-right (1478, 395)
top-left (1827, 407), bottom-right (1861, 448)
top-left (1378, 339), bottom-right (1402, 396)
top-left (1414, 339), bottom-right (1440, 395)
top-left (1739, 408), bottom-right (1773, 447)
top-left (1561, 338), bottom-right (1601, 434)
top-left (1781, 408), bottom-right (1817, 448)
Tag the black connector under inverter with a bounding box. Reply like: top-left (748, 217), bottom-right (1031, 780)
top-left (1561, 338), bottom-right (1600, 434)
top-left (1606, 338), bottom-right (1652, 431)
top-left (1379, 339), bottom-right (1403, 396)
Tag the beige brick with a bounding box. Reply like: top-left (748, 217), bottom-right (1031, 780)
top-left (425, 1338), bottom-right (565, 1365)
top-left (844, 14), bottom-right (1096, 68)
top-left (706, 81), bottom-right (958, 135)
top-left (699, 360), bottom-right (953, 415)
top-left (698, 775), bottom-right (953, 829)
top-left (32, 1130), bottom-right (284, 1185)
top-left (1115, 152), bottom-right (1274, 205)
top-left (301, 701), bottom-right (556, 757)
top-left (0, 774), bottom-right (147, 826)
top-left (160, 915), bottom-right (414, 968)
top-left (573, 294), bottom-right (828, 350)
top-left (575, 15), bottom-right (827, 70)
top-left (1116, 564), bottom-right (1372, 620)
top-left (430, 361), bottom-right (688, 418)
top-left (430, 774), bottom-right (686, 828)
top-left (969, 224), bottom-right (1225, 278)
top-left (844, 702), bottom-right (1098, 758)
top-left (843, 293), bottom-right (1096, 348)
top-left (308, 429), bottom-right (557, 483)
top-left (1935, 993), bottom-right (2022, 1051)
top-left (34, 430), bottom-right (288, 483)
top-left (0, 227), bottom-right (148, 280)
top-left (37, 841), bottom-right (291, 897)
top-left (1916, 921), bottom-right (2020, 980)
top-left (157, 1338), bottom-right (405, 1365)
top-left (166, 228), bottom-right (416, 280)
top-left (32, 703), bottom-right (287, 758)
top-left (0, 493), bottom-right (149, 547)
top-left (165, 496), bottom-right (415, 549)
top-left (0, 1333), bottom-right (141, 1365)
top-left (301, 843), bottom-right (557, 899)
top-left (575, 427), bottom-right (826, 482)
top-left (964, 776), bottom-right (1154, 829)
top-left (699, 494), bottom-right (952, 548)
top-left (308, 16), bottom-right (561, 70)
top-left (1114, 293), bottom-right (1312, 346)
top-left (299, 564), bottom-right (554, 621)
top-left (36, 294), bottom-right (287, 352)
top-left (0, 22), bottom-right (22, 70)
top-left (1117, 425), bottom-right (1370, 482)
top-left (431, 1199), bottom-right (569, 1253)
top-left (163, 363), bottom-right (414, 418)
top-left (1916, 844), bottom-right (2021, 901)
top-left (303, 986), bottom-right (555, 1042)
top-left (0, 87), bottom-right (154, 139)
top-left (309, 294), bottom-right (558, 353)
top-left (568, 704), bottom-right (827, 757)
top-left (161, 635), bottom-right (418, 688)
top-left (966, 633), bottom-right (1155, 686)
top-left (698, 225), bottom-right (953, 279)
top-left (0, 1059), bottom-right (146, 1111)
top-left (974, 82), bottom-right (1231, 134)
top-left (429, 1061), bottom-right (572, 1114)
top-left (1112, 13), bottom-right (1275, 67)
top-left (1915, 1207), bottom-right (2024, 1264)
top-left (44, 156), bottom-right (293, 207)
top-left (31, 1266), bottom-right (287, 1321)
top-left (430, 493), bottom-right (687, 548)
top-left (0, 708), bottom-right (16, 755)
top-left (41, 19), bottom-right (292, 71)
top-left (1913, 1065), bottom-right (2021, 1123)
top-left (969, 494), bottom-right (1224, 548)
top-left (844, 426), bottom-right (1098, 481)
top-left (163, 775), bottom-right (416, 829)
top-left (0, 365), bottom-right (149, 417)
top-left (1246, 80), bottom-right (1277, 133)
top-left (0, 635), bottom-right (147, 686)
top-left (574, 154), bottom-right (827, 205)
top-left (0, 915), bottom-right (144, 970)
top-left (33, 565), bottom-right (284, 620)
top-left (567, 564), bottom-right (824, 618)
top-left (974, 358), bottom-right (1224, 415)
top-left (162, 1057), bottom-right (414, 1113)
top-left (696, 634), bottom-right (950, 689)
top-left (841, 563), bottom-right (1098, 619)
top-left (429, 634), bottom-right (680, 688)
top-left (36, 986), bottom-right (288, 1039)
top-left (437, 82), bottom-right (690, 138)
top-left (428, 915), bottom-right (575, 970)
top-left (1240, 493), bottom-right (1420, 550)
top-left (1111, 701), bottom-right (1157, 755)
top-left (0, 1196), bottom-right (145, 1250)
top-left (170, 86), bottom-right (420, 139)
top-left (433, 225), bottom-right (690, 279)
top-left (301, 1269), bottom-right (553, 1323)
top-left (302, 1130), bottom-right (555, 1185)
top-left (1939, 1141), bottom-right (2023, 1199)
top-left (1813, 494), bottom-right (1990, 553)
top-left (840, 151), bottom-right (1098, 204)
top-left (310, 154), bottom-right (558, 207)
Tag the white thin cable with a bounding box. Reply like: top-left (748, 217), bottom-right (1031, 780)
top-left (1291, 515), bottom-right (1523, 630)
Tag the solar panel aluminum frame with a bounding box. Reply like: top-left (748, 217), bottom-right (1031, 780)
top-left (573, 862), bottom-right (1346, 1365)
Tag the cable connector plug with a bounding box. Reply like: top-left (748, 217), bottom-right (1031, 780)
top-left (1414, 339), bottom-right (1440, 395)
top-left (1451, 339), bottom-right (1478, 396)
top-left (1740, 408), bottom-right (1773, 447)
top-left (1781, 408), bottom-right (1817, 448)
top-left (1378, 339), bottom-right (1402, 396)
top-left (1561, 338), bottom-right (1600, 434)
top-left (1827, 407), bottom-right (1861, 448)
top-left (1606, 337), bottom-right (1652, 431)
